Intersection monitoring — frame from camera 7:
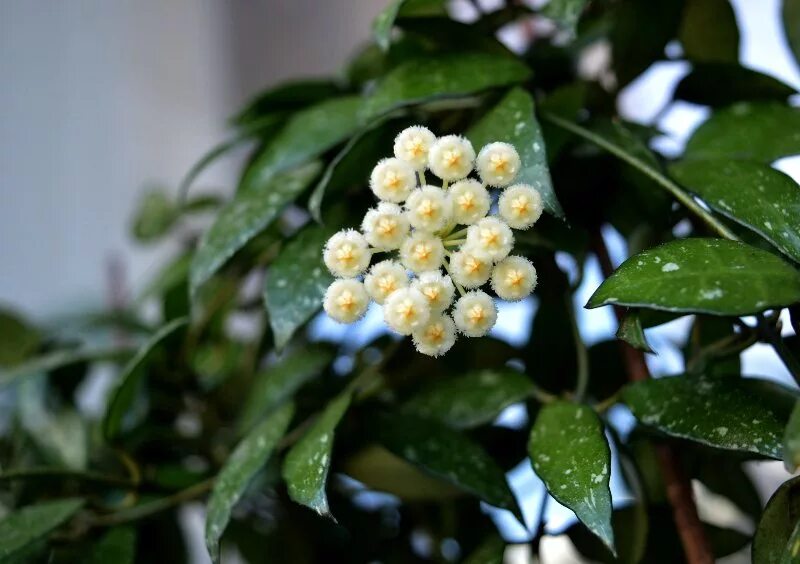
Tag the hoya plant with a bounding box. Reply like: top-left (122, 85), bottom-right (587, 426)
top-left (1, 0), bottom-right (800, 562)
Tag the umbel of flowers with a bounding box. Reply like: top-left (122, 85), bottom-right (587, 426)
top-left (322, 126), bottom-right (543, 356)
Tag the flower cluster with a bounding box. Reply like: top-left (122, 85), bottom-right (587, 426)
top-left (322, 126), bottom-right (543, 356)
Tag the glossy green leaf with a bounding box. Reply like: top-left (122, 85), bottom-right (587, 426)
top-left (0, 308), bottom-right (39, 368)
top-left (231, 79), bottom-right (342, 126)
top-left (785, 401), bottom-right (800, 472)
top-left (565, 505), bottom-right (648, 564)
top-left (463, 534), bottom-right (505, 564)
top-left (784, 0), bottom-right (800, 70)
top-left (674, 63), bottom-right (796, 107)
top-left (616, 311), bottom-right (654, 354)
top-left (0, 346), bottom-right (132, 389)
top-left (263, 224), bottom-right (335, 350)
top-left (363, 52), bottom-right (530, 119)
top-left (669, 159), bottom-right (800, 263)
top-left (529, 402), bottom-right (615, 554)
top-left (131, 189), bottom-right (177, 244)
top-left (206, 402), bottom-right (294, 564)
top-left (189, 162), bottom-right (322, 296)
top-left (468, 87), bottom-right (563, 217)
top-left (373, 0), bottom-right (446, 51)
top-left (622, 376), bottom-right (789, 458)
top-left (283, 391), bottom-right (352, 517)
top-left (684, 102), bottom-right (800, 162)
top-left (678, 0), bottom-right (739, 63)
top-left (103, 317), bottom-right (188, 440)
top-left (371, 412), bottom-right (520, 514)
top-left (0, 498), bottom-right (84, 561)
top-left (542, 0), bottom-right (587, 36)
top-left (587, 239), bottom-right (800, 315)
top-left (85, 527), bottom-right (136, 564)
top-left (753, 475), bottom-right (800, 563)
top-left (401, 368), bottom-right (533, 429)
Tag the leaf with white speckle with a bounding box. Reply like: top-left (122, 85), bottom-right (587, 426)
top-left (0, 498), bottom-right (85, 561)
top-left (784, 401), bottom-right (800, 472)
top-left (528, 401), bottom-right (615, 555)
top-left (616, 311), bottom-right (654, 354)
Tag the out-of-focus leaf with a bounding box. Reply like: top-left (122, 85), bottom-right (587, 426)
top-left (784, 521), bottom-right (800, 563)
top-left (0, 308), bottom-right (39, 368)
top-left (616, 311), bottom-right (654, 353)
top-left (542, 0), bottom-right (588, 36)
top-left (0, 346), bottom-right (132, 389)
top-left (463, 533), bottom-right (505, 564)
top-left (84, 527), bottom-right (136, 564)
top-left (136, 253), bottom-right (191, 304)
top-left (131, 190), bottom-right (177, 244)
top-left (529, 402), bottom-right (615, 554)
top-left (587, 239), bottom-right (800, 315)
top-left (468, 87), bottom-right (563, 217)
top-left (283, 391), bottom-right (352, 517)
top-left (206, 402), bottom-right (294, 564)
top-left (0, 499), bottom-right (84, 561)
top-left (684, 102), bottom-right (800, 162)
top-left (189, 162), bottom-right (322, 296)
top-left (683, 315), bottom-right (741, 377)
top-left (401, 368), bottom-right (533, 429)
top-left (232, 79), bottom-right (342, 126)
top-left (785, 401), bottom-right (800, 472)
top-left (263, 224), bottom-right (335, 350)
top-left (753, 475), bottom-right (800, 563)
top-left (622, 375), bottom-right (790, 458)
top-left (669, 160), bottom-right (800, 263)
top-left (373, 0), bottom-right (446, 51)
top-left (678, 0), bottom-right (739, 63)
top-left (784, 0), bottom-right (800, 70)
top-left (191, 341), bottom-right (244, 391)
top-left (103, 317), bottom-right (188, 440)
top-left (674, 64), bottom-right (795, 107)
top-left (363, 52), bottom-right (530, 119)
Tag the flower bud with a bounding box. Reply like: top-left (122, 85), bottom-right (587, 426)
top-left (465, 217), bottom-right (514, 262)
top-left (498, 184), bottom-right (543, 230)
top-left (323, 229), bottom-right (371, 277)
top-left (476, 142), bottom-right (520, 187)
top-left (364, 260), bottom-right (409, 304)
top-left (452, 290), bottom-right (497, 337)
top-left (449, 179), bottom-right (491, 225)
top-left (394, 126), bottom-right (436, 170)
top-left (323, 279), bottom-right (369, 323)
top-left (405, 185), bottom-right (452, 233)
top-left (400, 232), bottom-right (445, 273)
top-left (383, 287), bottom-right (431, 335)
top-left (412, 314), bottom-right (457, 357)
top-left (369, 158), bottom-right (416, 203)
top-left (428, 135), bottom-right (475, 181)
top-left (491, 256), bottom-right (537, 301)
top-left (362, 202), bottom-right (410, 250)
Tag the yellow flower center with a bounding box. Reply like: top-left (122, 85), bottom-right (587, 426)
top-left (505, 268), bottom-right (524, 287)
top-left (377, 217), bottom-right (397, 236)
top-left (490, 153), bottom-right (509, 173)
top-left (417, 199), bottom-right (436, 218)
top-left (422, 285), bottom-right (440, 303)
top-left (337, 291), bottom-right (355, 311)
top-left (413, 243), bottom-right (432, 261)
top-left (465, 256), bottom-right (483, 274)
top-left (458, 192), bottom-right (475, 211)
top-left (384, 171), bottom-right (401, 190)
top-left (336, 244), bottom-right (355, 265)
top-left (397, 299), bottom-right (416, 320)
top-left (406, 137), bottom-right (425, 157)
top-left (443, 149), bottom-right (461, 168)
top-left (467, 305), bottom-right (485, 325)
top-left (511, 196), bottom-right (529, 216)
top-left (377, 276), bottom-right (397, 295)
top-left (480, 229), bottom-right (499, 248)
top-left (426, 323), bottom-right (445, 343)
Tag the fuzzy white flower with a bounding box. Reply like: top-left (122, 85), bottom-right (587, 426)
top-left (405, 185), bottom-right (452, 232)
top-left (428, 135), bottom-right (475, 181)
top-left (400, 233), bottom-right (445, 273)
top-left (465, 217), bottom-right (514, 262)
top-left (491, 256), bottom-right (537, 301)
top-left (452, 290), bottom-right (497, 337)
top-left (323, 229), bottom-right (371, 277)
top-left (364, 260), bottom-right (408, 304)
top-left (369, 158), bottom-right (416, 203)
top-left (476, 142), bottom-right (521, 187)
top-left (383, 287), bottom-right (431, 335)
top-left (362, 202), bottom-right (410, 250)
top-left (323, 279), bottom-right (370, 323)
top-left (394, 126), bottom-right (436, 170)
top-left (449, 179), bottom-right (491, 225)
top-left (412, 271), bottom-right (455, 312)
top-left (449, 247), bottom-right (492, 289)
top-left (412, 314), bottom-right (457, 357)
top-left (498, 184), bottom-right (543, 230)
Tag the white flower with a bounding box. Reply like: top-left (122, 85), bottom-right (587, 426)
top-left (498, 184), bottom-right (543, 230)
top-left (362, 202), bottom-right (410, 250)
top-left (428, 135), bottom-right (475, 181)
top-left (364, 260), bottom-right (408, 304)
top-left (412, 314), bottom-right (457, 357)
top-left (449, 179), bottom-right (491, 225)
top-left (323, 229), bottom-right (371, 277)
top-left (369, 158), bottom-right (417, 203)
top-left (400, 233), bottom-right (445, 273)
top-left (383, 287), bottom-right (431, 335)
top-left (394, 126), bottom-right (436, 170)
top-left (491, 256), bottom-right (537, 301)
top-left (465, 217), bottom-right (514, 262)
top-left (323, 279), bottom-right (370, 323)
top-left (476, 142), bottom-right (521, 187)
top-left (452, 291), bottom-right (497, 337)
top-left (412, 271), bottom-right (455, 312)
top-left (405, 185), bottom-right (452, 232)
top-left (449, 247), bottom-right (492, 288)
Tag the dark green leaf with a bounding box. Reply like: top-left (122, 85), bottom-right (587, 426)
top-left (0, 346), bottom-right (132, 389)
top-left (785, 401), bottom-right (800, 472)
top-left (131, 190), bottom-right (177, 244)
top-left (136, 253), bottom-right (191, 304)
top-left (587, 239), bottom-right (800, 315)
top-left (616, 311), bottom-right (654, 353)
top-left (373, 0), bottom-right (446, 51)
top-left (206, 402), bottom-right (294, 564)
top-left (283, 391), bottom-right (352, 517)
top-left (783, 0), bottom-right (800, 71)
top-left (468, 87), bottom-right (563, 217)
top-left (84, 527), bottom-right (136, 564)
top-left (542, 0), bottom-right (588, 36)
top-left (0, 499), bottom-right (84, 561)
top-left (669, 160), bottom-right (800, 263)
top-left (103, 317), bottom-right (188, 440)
top-left (684, 102), bottom-right (800, 162)
top-left (232, 79), bottom-right (342, 126)
top-left (687, 453), bottom-right (763, 520)
top-left (753, 475), bottom-right (800, 563)
top-left (678, 0), bottom-right (739, 63)
top-left (783, 521), bottom-right (800, 564)
top-left (463, 533), bottom-right (505, 564)
top-left (622, 376), bottom-right (789, 458)
top-left (674, 63), bottom-right (796, 107)
top-left (0, 308), bottom-right (39, 368)
top-left (529, 401), bottom-right (615, 554)
top-left (401, 368), bottom-right (533, 429)
top-left (566, 505), bottom-right (648, 564)
top-left (189, 162), bottom-right (322, 296)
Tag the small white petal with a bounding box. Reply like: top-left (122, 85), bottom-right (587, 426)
top-left (399, 232), bottom-right (445, 273)
top-left (362, 202), bottom-right (410, 250)
top-left (369, 158), bottom-right (417, 202)
top-left (449, 179), bottom-right (491, 225)
top-left (405, 185), bottom-right (452, 232)
top-left (498, 184), bottom-right (543, 230)
top-left (323, 279), bottom-right (370, 323)
top-left (364, 260), bottom-right (409, 304)
top-left (491, 256), bottom-right (537, 301)
top-left (383, 287), bottom-right (431, 335)
top-left (394, 126), bottom-right (436, 170)
top-left (452, 290), bottom-right (497, 337)
top-left (449, 247), bottom-right (492, 289)
top-left (476, 142), bottom-right (521, 187)
top-left (465, 217), bottom-right (514, 262)
top-left (323, 229), bottom-right (371, 277)
top-left (428, 135), bottom-right (475, 181)
top-left (412, 314), bottom-right (457, 357)
top-left (411, 270), bottom-right (455, 312)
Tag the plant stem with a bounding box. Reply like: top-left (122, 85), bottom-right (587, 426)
top-left (444, 228), bottom-right (469, 241)
top-left (443, 239), bottom-right (466, 247)
top-left (567, 294), bottom-right (589, 401)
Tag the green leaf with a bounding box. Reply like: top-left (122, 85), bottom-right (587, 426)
top-left (622, 376), bottom-right (790, 458)
top-left (669, 160), bottom-right (800, 263)
top-left (785, 401), bottom-right (800, 472)
top-left (231, 79), bottom-right (342, 126)
top-left (103, 317), bottom-right (188, 440)
top-left (529, 402), bottom-right (615, 554)
top-left (674, 63), bottom-right (796, 107)
top-left (372, 412), bottom-right (520, 515)
top-left (783, 0), bottom-right (800, 70)
top-left (684, 102), bottom-right (800, 162)
top-left (363, 53), bottom-right (530, 119)
top-left (678, 0), bottom-right (739, 63)
top-left (239, 97), bottom-right (362, 193)
top-left (616, 311), bottom-right (654, 354)
top-left (206, 402), bottom-right (294, 564)
top-left (0, 308), bottom-right (39, 368)
top-left (0, 498), bottom-right (84, 561)
top-left (84, 527), bottom-right (136, 564)
top-left (753, 475), bottom-right (800, 563)
top-left (468, 87), bottom-right (563, 217)
top-left (189, 162), bottom-right (322, 296)
top-left (0, 346), bottom-right (132, 389)
top-left (238, 346), bottom-right (334, 433)
top-left (587, 239), bottom-right (800, 316)
top-left (131, 189), bottom-right (177, 244)
top-left (401, 368), bottom-right (533, 429)
top-left (263, 224), bottom-right (335, 350)
top-left (541, 0), bottom-right (588, 36)
top-left (373, 0), bottom-right (446, 51)
top-left (283, 391), bottom-right (352, 517)
top-left (463, 534), bottom-right (505, 564)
